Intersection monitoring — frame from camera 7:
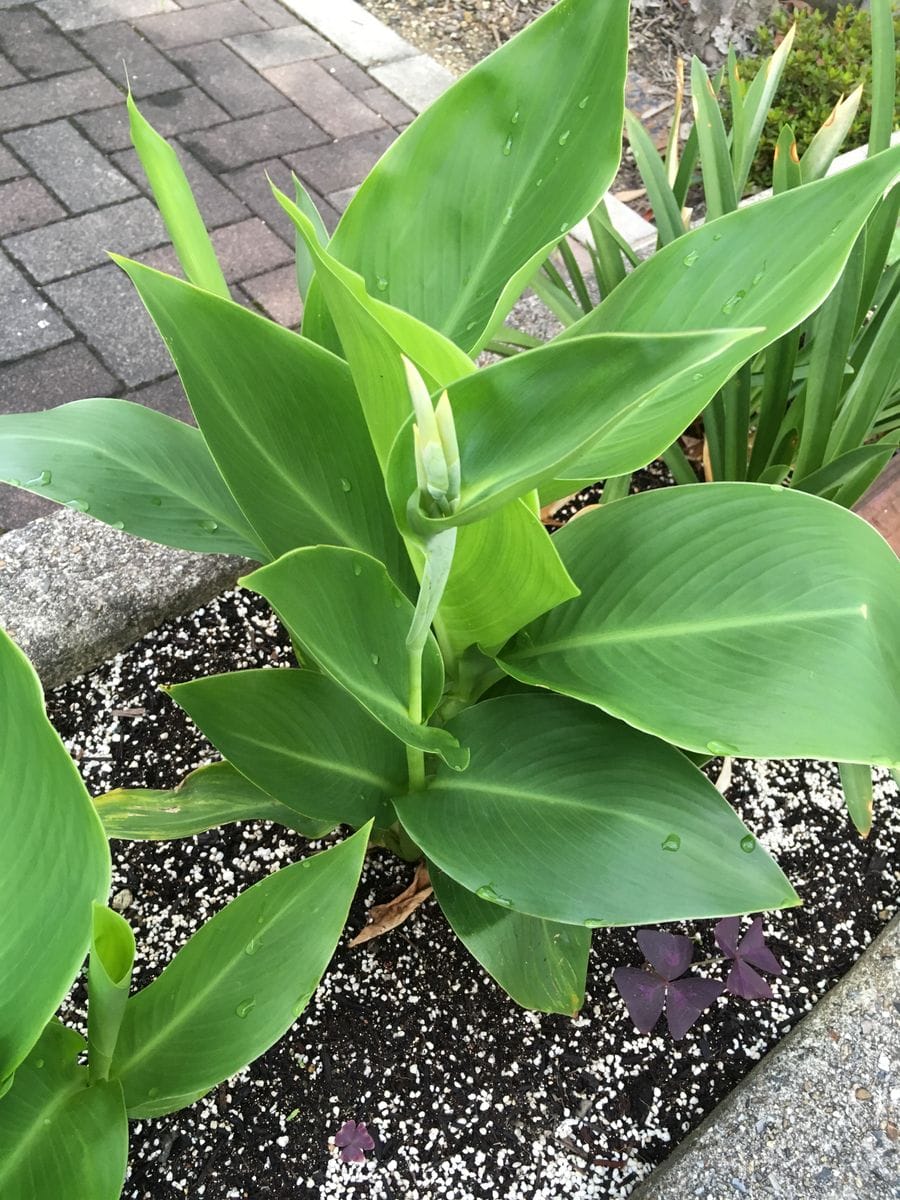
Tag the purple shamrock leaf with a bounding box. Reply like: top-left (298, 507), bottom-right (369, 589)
top-left (715, 916), bottom-right (783, 1000)
top-left (335, 1120), bottom-right (375, 1164)
top-left (615, 931), bottom-right (723, 1040)
top-left (666, 977), bottom-right (726, 1040)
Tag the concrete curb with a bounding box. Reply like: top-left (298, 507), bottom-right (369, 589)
top-left (633, 915), bottom-right (900, 1199)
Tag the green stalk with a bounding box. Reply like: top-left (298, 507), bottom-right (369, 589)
top-left (601, 473), bottom-right (632, 503)
top-left (663, 441), bottom-right (700, 485)
top-left (405, 639), bottom-right (426, 792)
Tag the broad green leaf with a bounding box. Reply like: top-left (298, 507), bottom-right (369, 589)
top-left (387, 329), bottom-right (758, 530)
top-left (128, 91), bottom-right (228, 299)
top-left (838, 763), bottom-right (874, 837)
top-left (0, 630), bottom-right (110, 1083)
top-left (396, 695), bottom-right (796, 926)
top-left (869, 0), bottom-right (896, 157)
top-left (303, 0), bottom-right (629, 352)
top-left (731, 23), bottom-right (795, 197)
top-left (0, 399), bottom-right (263, 558)
top-left (430, 865), bottom-right (590, 1015)
top-left (94, 760), bottom-right (333, 841)
top-left (277, 188), bottom-right (474, 469)
top-left (88, 906), bottom-right (135, 1084)
top-left (168, 668), bottom-right (406, 831)
top-left (111, 826), bottom-right (369, 1117)
top-left (243, 548), bottom-right (467, 769)
top-left (439, 499), bottom-right (579, 656)
top-left (568, 146), bottom-right (900, 357)
top-left (115, 257), bottom-right (411, 590)
top-left (691, 58), bottom-right (737, 220)
top-left (0, 1023), bottom-right (127, 1200)
top-left (499, 485), bottom-right (900, 767)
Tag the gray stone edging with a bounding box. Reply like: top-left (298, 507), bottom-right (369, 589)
top-left (0, 508), bottom-right (248, 689)
top-left (633, 913), bottom-right (900, 1199)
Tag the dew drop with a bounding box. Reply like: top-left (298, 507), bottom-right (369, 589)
top-left (768, 484), bottom-right (784, 493)
top-left (661, 833), bottom-right (681, 853)
top-left (511, 109), bottom-right (520, 124)
top-left (375, 276), bottom-right (388, 292)
top-left (244, 937), bottom-right (261, 956)
top-left (235, 998), bottom-right (256, 1019)
top-left (559, 222), bottom-right (570, 234)
top-left (712, 232), bottom-right (723, 241)
top-left (476, 884), bottom-right (513, 908)
top-left (502, 135), bottom-right (513, 156)
top-left (558, 130), bottom-right (571, 146)
top-left (830, 220), bottom-right (842, 235)
top-left (466, 320), bottom-right (478, 332)
top-left (706, 739), bottom-right (738, 755)
top-left (150, 496), bottom-right (163, 507)
top-left (535, 178), bottom-right (544, 188)
top-left (148, 1087), bottom-right (160, 1099)
top-left (292, 992), bottom-right (313, 1018)
top-left (7, 478), bottom-right (21, 487)
top-left (38, 469), bottom-right (52, 485)
top-left (199, 519), bottom-right (218, 533)
top-left (740, 834), bottom-right (756, 854)
top-left (578, 95), bottom-right (590, 109)
top-left (752, 268), bottom-right (766, 287)
top-left (34, 1059), bottom-right (44, 1069)
top-left (65, 499), bottom-right (89, 512)
top-left (682, 250), bottom-right (699, 267)
top-left (25, 469), bottom-right (52, 486)
top-left (692, 372), bottom-right (704, 381)
top-left (583, 918), bottom-right (606, 928)
top-left (502, 205), bottom-right (514, 226)
top-left (110, 520), bottom-right (125, 530)
top-left (721, 290), bottom-right (747, 315)
top-left (370, 652), bottom-right (380, 666)
top-left (339, 477), bottom-right (352, 493)
top-left (352, 563), bottom-right (363, 577)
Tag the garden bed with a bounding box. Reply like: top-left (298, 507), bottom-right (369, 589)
top-left (50, 586), bottom-right (900, 1200)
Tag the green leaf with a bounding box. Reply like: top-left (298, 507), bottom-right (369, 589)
top-left (167, 668), bottom-right (406, 831)
top-left (387, 329), bottom-right (759, 529)
top-left (114, 257), bottom-right (411, 589)
top-left (94, 760), bottom-right (334, 841)
top-left (0, 630), bottom-right (110, 1083)
top-left (792, 437), bottom-right (899, 509)
top-left (773, 124), bottom-right (802, 195)
top-left (569, 145), bottom-right (900, 356)
top-left (127, 91), bottom-right (228, 299)
top-left (623, 109), bottom-right (685, 246)
top-left (292, 172), bottom-right (328, 304)
top-left (438, 499), bottom-right (579, 656)
top-left (800, 85), bottom-right (864, 184)
top-left (0, 1022), bottom-right (128, 1200)
top-left (88, 906), bottom-right (135, 1084)
top-left (112, 826), bottom-right (369, 1117)
top-left (499, 485), bottom-right (900, 767)
top-left (243, 548), bottom-right (467, 769)
top-left (430, 865), bottom-right (590, 1015)
top-left (0, 399), bottom-right (263, 558)
top-left (396, 695), bottom-right (797, 926)
top-left (731, 23), bottom-right (795, 197)
top-left (838, 763), bottom-right (874, 838)
top-left (691, 58), bottom-right (737, 220)
top-left (303, 0), bottom-right (629, 352)
top-left (869, 0), bottom-right (896, 157)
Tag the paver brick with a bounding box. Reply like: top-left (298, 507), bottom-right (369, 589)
top-left (75, 88), bottom-right (229, 153)
top-left (0, 250), bottom-right (72, 363)
top-left (225, 25), bottom-right (329, 71)
top-left (182, 105), bottom-right (326, 172)
top-left (286, 126), bottom-right (396, 195)
top-left (73, 22), bottom-right (190, 99)
top-left (371, 56), bottom-right (455, 114)
top-left (0, 145), bottom-right (25, 181)
top-left (0, 55), bottom-right (24, 89)
top-left (113, 145), bottom-right (248, 229)
top-left (319, 54), bottom-right (374, 95)
top-left (326, 184), bottom-right (358, 214)
top-left (171, 41), bottom-right (285, 119)
top-left (126, 375), bottom-right (193, 424)
top-left (358, 84), bottom-right (414, 127)
top-left (0, 177), bottom-right (65, 236)
top-left (0, 342), bottom-right (118, 415)
top-left (7, 120), bottom-right (136, 212)
top-left (136, 2), bottom-right (268, 51)
top-left (0, 9), bottom-right (89, 79)
top-left (0, 69), bottom-right (122, 132)
top-left (4, 197), bottom-right (166, 284)
top-left (218, 156), bottom-right (299, 236)
top-left (279, 0), bottom-right (416, 68)
top-left (265, 60), bottom-right (384, 139)
top-left (240, 263), bottom-right (302, 328)
top-left (242, 0), bottom-right (299, 28)
top-left (47, 262), bottom-right (174, 387)
top-left (36, 0), bottom-right (178, 30)
top-left (209, 217), bottom-right (292, 282)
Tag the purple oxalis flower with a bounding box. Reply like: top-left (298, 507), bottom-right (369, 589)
top-left (334, 1119), bottom-right (375, 1163)
top-left (715, 916), bottom-right (783, 1000)
top-left (614, 930), bottom-right (724, 1040)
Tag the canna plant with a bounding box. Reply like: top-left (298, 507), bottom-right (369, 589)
top-left (1, 0), bottom-right (900, 1187)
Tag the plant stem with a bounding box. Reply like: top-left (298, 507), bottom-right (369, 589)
top-left (662, 441), bottom-right (700, 486)
top-left (601, 473), bottom-right (631, 503)
top-left (406, 640), bottom-right (426, 791)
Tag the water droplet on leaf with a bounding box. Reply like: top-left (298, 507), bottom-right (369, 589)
top-left (235, 998), bottom-right (256, 1019)
top-left (706, 740), bottom-right (738, 755)
top-left (148, 1087), bottom-right (160, 1099)
top-left (558, 130), bottom-right (571, 146)
top-left (578, 95), bottom-right (590, 109)
top-left (502, 135), bottom-right (513, 156)
top-left (511, 110), bottom-right (520, 124)
top-left (476, 884), bottom-right (513, 908)
top-left (244, 937), bottom-right (261, 956)
top-left (66, 499), bottom-right (89, 512)
top-left (375, 277), bottom-right (388, 292)
top-left (339, 477), bottom-right (352, 493)
top-left (712, 232), bottom-right (723, 241)
top-left (740, 834), bottom-right (756, 853)
top-left (559, 222), bottom-right (570, 234)
top-left (34, 1059), bottom-right (44, 1069)
top-left (661, 833), bottom-right (681, 852)
top-left (370, 652), bottom-right (380, 666)
top-left (721, 290), bottom-right (747, 315)
top-left (150, 496), bottom-right (163, 506)
top-left (502, 205), bottom-right (513, 225)
top-left (683, 251), bottom-right (699, 267)
top-left (583, 918), bottom-right (607, 928)
top-left (352, 563), bottom-right (363, 577)
top-left (199, 519), bottom-right (218, 533)
top-left (110, 520), bottom-right (125, 530)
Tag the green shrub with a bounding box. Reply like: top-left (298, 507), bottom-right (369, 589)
top-left (743, 3), bottom-right (899, 188)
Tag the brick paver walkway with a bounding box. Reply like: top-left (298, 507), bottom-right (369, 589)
top-left (0, 0), bottom-right (452, 529)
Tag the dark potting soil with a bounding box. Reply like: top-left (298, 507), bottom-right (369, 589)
top-left (48, 546), bottom-right (898, 1199)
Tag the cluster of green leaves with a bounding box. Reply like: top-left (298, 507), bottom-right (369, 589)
top-left (743, 3), bottom-right (899, 190)
top-left (1, 0), bottom-right (900, 1188)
